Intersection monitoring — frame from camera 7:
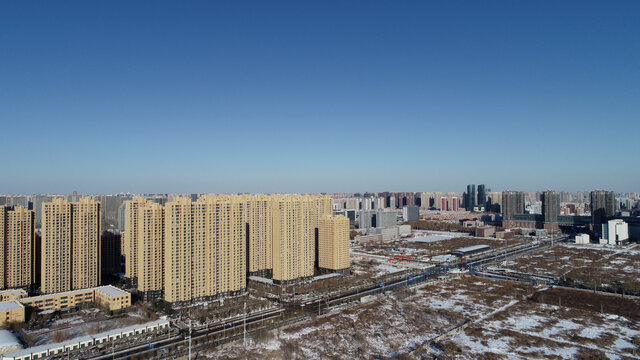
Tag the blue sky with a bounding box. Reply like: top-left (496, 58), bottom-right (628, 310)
top-left (1, 1), bottom-right (638, 194)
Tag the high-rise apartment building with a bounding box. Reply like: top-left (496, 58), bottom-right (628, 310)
top-left (502, 191), bottom-right (525, 221)
top-left (5, 206), bottom-right (35, 291)
top-left (0, 207), bottom-right (4, 288)
top-left (590, 190), bottom-right (615, 225)
top-left (125, 193), bottom-right (333, 303)
top-left (123, 196), bottom-right (148, 282)
top-left (247, 195), bottom-right (272, 277)
top-left (71, 197), bottom-right (101, 291)
top-left (163, 197), bottom-right (193, 303)
top-left (542, 191), bottom-right (560, 223)
top-left (41, 198), bottom-right (101, 294)
top-left (136, 202), bottom-right (164, 300)
top-left (0, 206), bottom-right (35, 291)
top-left (271, 195), bottom-right (331, 284)
top-left (41, 198), bottom-right (71, 294)
top-left (163, 195), bottom-right (249, 303)
top-left (318, 215), bottom-right (350, 274)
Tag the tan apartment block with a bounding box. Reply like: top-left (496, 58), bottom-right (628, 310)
top-left (123, 196), bottom-right (148, 281)
top-left (136, 202), bottom-right (164, 299)
top-left (41, 198), bottom-right (101, 294)
top-left (318, 215), bottom-right (350, 273)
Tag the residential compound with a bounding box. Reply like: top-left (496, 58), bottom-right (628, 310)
top-left (41, 198), bottom-right (101, 294)
top-left (124, 194), bottom-right (350, 303)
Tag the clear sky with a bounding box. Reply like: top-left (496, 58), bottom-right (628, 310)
top-left (1, 1), bottom-right (639, 194)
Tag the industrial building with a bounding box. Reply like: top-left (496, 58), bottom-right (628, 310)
top-left (450, 244), bottom-right (491, 257)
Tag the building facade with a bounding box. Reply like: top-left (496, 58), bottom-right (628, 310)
top-left (41, 198), bottom-right (101, 294)
top-left (124, 193), bottom-right (334, 303)
top-left (502, 191), bottom-right (525, 221)
top-left (0, 206), bottom-right (35, 291)
top-left (542, 190), bottom-right (560, 223)
top-left (318, 216), bottom-right (350, 274)
top-left (136, 202), bottom-right (164, 300)
top-left (590, 190), bottom-right (615, 225)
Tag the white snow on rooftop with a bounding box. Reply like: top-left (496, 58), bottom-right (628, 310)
top-left (95, 286), bottom-right (129, 298)
top-left (0, 330), bottom-right (22, 355)
top-left (452, 244), bottom-right (490, 253)
top-left (0, 301), bottom-right (23, 312)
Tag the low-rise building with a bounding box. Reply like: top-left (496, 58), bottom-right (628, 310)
top-left (19, 286), bottom-right (131, 312)
top-left (475, 226), bottom-right (495, 237)
top-left (398, 224), bottom-right (411, 236)
top-left (495, 231), bottom-right (515, 240)
top-left (0, 302), bottom-right (24, 326)
top-left (575, 233), bottom-right (590, 244)
top-left (94, 286), bottom-right (131, 311)
top-left (355, 234), bottom-right (383, 244)
top-left (0, 290), bottom-right (27, 302)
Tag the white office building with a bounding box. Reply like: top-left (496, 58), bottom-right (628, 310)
top-left (600, 219), bottom-right (629, 245)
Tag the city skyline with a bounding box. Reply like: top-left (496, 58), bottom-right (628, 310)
top-left (2, 1), bottom-right (639, 194)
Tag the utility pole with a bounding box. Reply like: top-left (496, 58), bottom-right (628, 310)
top-left (243, 294), bottom-right (247, 345)
top-left (188, 318), bottom-right (192, 360)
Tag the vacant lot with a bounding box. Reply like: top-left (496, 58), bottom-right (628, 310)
top-left (502, 244), bottom-right (640, 292)
top-left (205, 276), bottom-right (640, 359)
top-left (437, 287), bottom-right (640, 359)
top-left (204, 277), bottom-right (538, 359)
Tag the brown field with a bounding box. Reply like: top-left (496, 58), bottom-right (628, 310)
top-left (503, 244), bottom-right (640, 292)
top-left (203, 277), bottom-right (640, 359)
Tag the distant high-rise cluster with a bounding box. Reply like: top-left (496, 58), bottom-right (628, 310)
top-left (124, 194), bottom-right (350, 302)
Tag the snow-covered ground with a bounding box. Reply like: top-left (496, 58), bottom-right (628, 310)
top-left (442, 301), bottom-right (640, 359)
top-left (200, 276), bottom-right (640, 359)
top-left (373, 263), bottom-right (404, 275)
